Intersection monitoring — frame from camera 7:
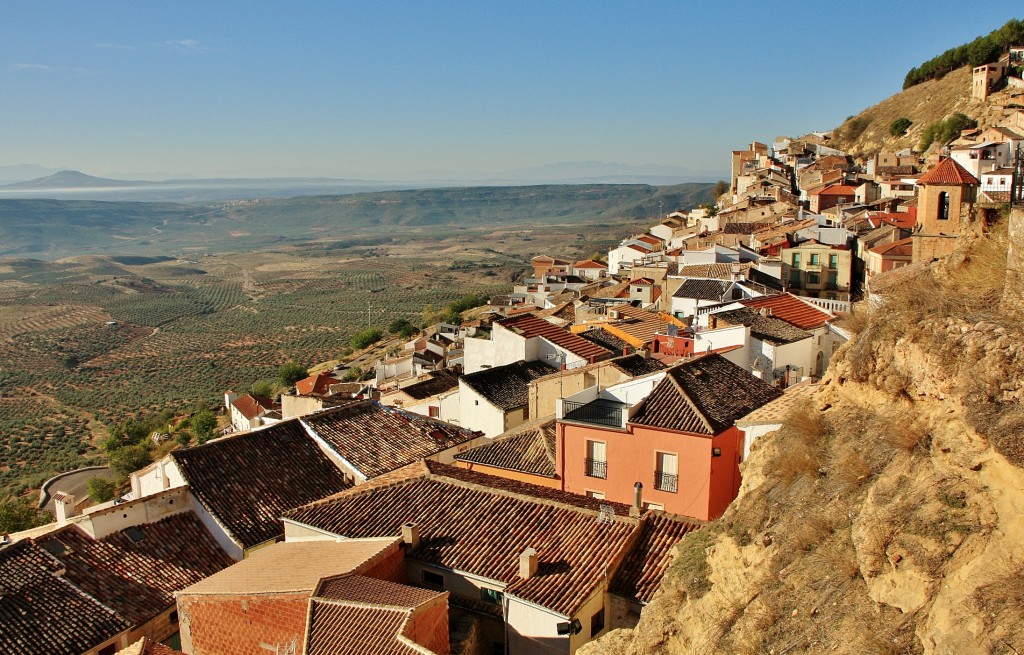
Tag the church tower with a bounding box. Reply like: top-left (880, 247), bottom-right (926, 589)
top-left (912, 157), bottom-right (980, 263)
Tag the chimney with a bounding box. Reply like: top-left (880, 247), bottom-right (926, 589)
top-left (630, 482), bottom-right (643, 518)
top-left (402, 522), bottom-right (420, 550)
top-left (519, 547), bottom-right (538, 580)
top-left (54, 493), bottom-right (77, 524)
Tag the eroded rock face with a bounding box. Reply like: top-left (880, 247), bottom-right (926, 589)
top-left (582, 257), bottom-right (1024, 655)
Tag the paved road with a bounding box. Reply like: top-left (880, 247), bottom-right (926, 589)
top-left (40, 466), bottom-right (117, 514)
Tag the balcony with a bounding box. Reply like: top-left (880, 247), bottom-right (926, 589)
top-left (654, 471), bottom-right (678, 493)
top-left (562, 399), bottom-right (627, 430)
top-left (585, 458), bottom-right (607, 479)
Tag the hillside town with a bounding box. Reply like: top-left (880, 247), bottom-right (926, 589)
top-left (3, 56), bottom-right (1024, 655)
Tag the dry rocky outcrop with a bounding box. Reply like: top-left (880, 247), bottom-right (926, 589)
top-left (582, 211), bottom-right (1024, 655)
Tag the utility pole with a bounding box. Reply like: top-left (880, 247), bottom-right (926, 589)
top-left (367, 301), bottom-right (372, 328)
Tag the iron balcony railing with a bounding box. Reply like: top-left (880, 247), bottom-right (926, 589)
top-left (585, 458), bottom-right (607, 479)
top-left (654, 471), bottom-right (678, 493)
top-left (563, 400), bottom-right (624, 429)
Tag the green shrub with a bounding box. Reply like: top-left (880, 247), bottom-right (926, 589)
top-left (278, 361), bottom-right (308, 387)
top-left (889, 117), bottom-right (912, 137)
top-left (86, 477), bottom-right (117, 503)
top-left (0, 497), bottom-right (51, 533)
top-left (350, 327), bottom-right (383, 350)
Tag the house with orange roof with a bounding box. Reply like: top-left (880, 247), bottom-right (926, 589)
top-left (866, 237), bottom-right (913, 279)
top-left (463, 313), bottom-right (613, 375)
top-left (571, 259), bottom-right (608, 281)
top-left (808, 184), bottom-right (858, 213)
top-left (531, 255), bottom-right (572, 278)
top-left (283, 460), bottom-right (701, 654)
top-left (223, 391), bottom-right (279, 433)
top-left (176, 538), bottom-right (450, 655)
top-left (556, 354), bottom-right (780, 520)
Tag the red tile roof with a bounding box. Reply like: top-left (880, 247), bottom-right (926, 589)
top-left (285, 461), bottom-right (641, 616)
top-left (301, 401), bottom-right (480, 479)
top-left (869, 237), bottom-right (914, 257)
top-left (609, 512), bottom-right (701, 604)
top-left (739, 293), bottom-right (835, 330)
top-left (498, 314), bottom-right (613, 362)
top-left (631, 354), bottom-right (782, 435)
top-left (172, 420), bottom-right (352, 549)
top-left (231, 394), bottom-right (274, 420)
top-left (0, 540), bottom-right (128, 655)
top-left (306, 601), bottom-right (429, 655)
top-left (812, 184), bottom-right (857, 197)
top-left (454, 417), bottom-right (557, 478)
top-left (573, 259), bottom-right (607, 269)
top-left (34, 513), bottom-right (235, 626)
top-left (916, 158), bottom-right (980, 186)
top-left (296, 372), bottom-right (343, 396)
top-left (873, 211), bottom-right (916, 229)
top-left (316, 573), bottom-right (443, 608)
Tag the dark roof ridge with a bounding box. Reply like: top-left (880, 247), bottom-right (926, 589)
top-left (285, 461), bottom-right (433, 516)
top-left (664, 361), bottom-right (715, 434)
top-left (422, 464), bottom-right (640, 524)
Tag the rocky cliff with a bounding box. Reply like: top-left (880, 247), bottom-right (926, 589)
top-left (582, 212), bottom-right (1024, 655)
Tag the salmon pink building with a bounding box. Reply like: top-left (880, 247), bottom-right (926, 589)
top-left (555, 354), bottom-right (781, 521)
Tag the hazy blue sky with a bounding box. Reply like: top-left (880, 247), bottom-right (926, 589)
top-left (1, 3), bottom-right (1018, 180)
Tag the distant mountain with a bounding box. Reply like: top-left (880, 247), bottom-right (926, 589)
top-left (2, 170), bottom-right (146, 189)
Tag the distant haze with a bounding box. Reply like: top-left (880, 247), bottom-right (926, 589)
top-left (1, 4), bottom-right (1016, 179)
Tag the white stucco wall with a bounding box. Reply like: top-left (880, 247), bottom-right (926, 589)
top-left (458, 383), bottom-right (509, 437)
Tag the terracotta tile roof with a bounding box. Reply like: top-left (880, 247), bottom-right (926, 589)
top-left (498, 314), bottom-right (613, 361)
top-left (636, 234), bottom-right (663, 246)
top-left (630, 354), bottom-right (782, 435)
top-left (460, 360), bottom-right (554, 411)
top-left (739, 293), bottom-right (835, 330)
top-left (454, 418), bottom-right (557, 477)
top-left (673, 278), bottom-right (731, 301)
top-left (573, 259), bottom-right (607, 269)
top-left (296, 372), bottom-right (343, 396)
top-left (0, 540), bottom-right (128, 655)
top-left (610, 353), bottom-right (667, 377)
top-left (723, 222), bottom-right (771, 234)
top-left (35, 513), bottom-right (234, 626)
top-left (601, 305), bottom-right (680, 347)
top-left (869, 237), bottom-right (913, 257)
top-left (231, 393), bottom-right (274, 420)
top-left (579, 328), bottom-right (633, 355)
top-left (172, 420), bottom-right (352, 549)
top-left (285, 461), bottom-right (640, 616)
top-left (812, 184), bottom-right (857, 197)
top-left (306, 601), bottom-right (427, 655)
top-left (590, 280), bottom-right (631, 299)
top-left (302, 401), bottom-right (480, 479)
top-left (916, 158), bottom-right (980, 186)
top-left (873, 211), bottom-right (916, 229)
top-left (532, 256), bottom-right (570, 265)
top-left (399, 370), bottom-right (460, 400)
top-left (317, 573), bottom-right (444, 608)
top-left (631, 277), bottom-right (656, 286)
top-left (181, 539), bottom-right (397, 596)
top-left (117, 638), bottom-right (186, 655)
top-left (675, 263), bottom-right (753, 280)
top-left (711, 307), bottom-right (812, 345)
top-left (609, 512), bottom-right (701, 604)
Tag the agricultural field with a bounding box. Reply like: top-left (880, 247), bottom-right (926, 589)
top-left (0, 215), bottom-right (643, 500)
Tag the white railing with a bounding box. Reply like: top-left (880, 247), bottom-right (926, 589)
top-left (802, 297), bottom-right (851, 313)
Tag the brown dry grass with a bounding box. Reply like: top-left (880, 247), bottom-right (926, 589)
top-left (973, 564), bottom-right (1024, 651)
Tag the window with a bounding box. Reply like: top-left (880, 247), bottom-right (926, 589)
top-left (481, 588), bottom-right (504, 605)
top-left (643, 501), bottom-right (664, 511)
top-left (827, 272), bottom-right (838, 289)
top-left (99, 646), bottom-right (116, 655)
top-left (586, 490), bottom-right (605, 500)
top-left (829, 254), bottom-right (838, 268)
top-left (810, 253), bottom-right (819, 265)
top-left (807, 272), bottom-right (820, 285)
top-left (591, 607), bottom-right (606, 637)
top-left (789, 271), bottom-right (801, 286)
top-left (655, 452), bottom-right (678, 492)
top-left (422, 570), bottom-right (445, 590)
top-left (792, 253), bottom-right (801, 266)
top-left (169, 610), bottom-right (179, 624)
top-left (938, 191), bottom-right (950, 220)
top-left (585, 440), bottom-right (607, 478)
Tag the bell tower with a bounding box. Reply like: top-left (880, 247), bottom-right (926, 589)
top-left (912, 158), bottom-right (979, 262)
